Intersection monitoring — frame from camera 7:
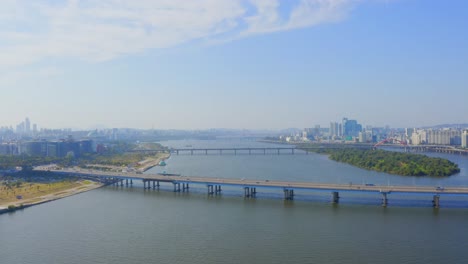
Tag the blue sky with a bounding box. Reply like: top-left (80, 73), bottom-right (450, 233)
top-left (1, 0), bottom-right (467, 130)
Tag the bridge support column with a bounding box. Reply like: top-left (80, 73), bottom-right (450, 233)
top-left (182, 183), bottom-right (190, 192)
top-left (130, 179), bottom-right (133, 185)
top-left (277, 149), bottom-right (280, 155)
top-left (244, 187), bottom-right (251, 198)
top-left (120, 180), bottom-right (124, 187)
top-left (143, 180), bottom-right (146, 189)
top-left (332, 191), bottom-right (340, 204)
top-left (153, 181), bottom-right (156, 189)
top-left (284, 189), bottom-right (294, 200)
top-left (126, 179), bottom-right (128, 186)
top-left (173, 183), bottom-right (181, 192)
top-left (208, 185), bottom-right (214, 195)
top-left (381, 192), bottom-right (388, 207)
top-left (214, 185), bottom-right (222, 194)
top-left (432, 195), bottom-right (440, 208)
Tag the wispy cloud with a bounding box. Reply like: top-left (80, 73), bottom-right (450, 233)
top-left (0, 0), bottom-right (358, 69)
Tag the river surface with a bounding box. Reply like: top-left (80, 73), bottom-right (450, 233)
top-left (2, 139), bottom-right (468, 264)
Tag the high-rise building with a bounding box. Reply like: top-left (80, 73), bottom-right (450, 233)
top-left (25, 117), bottom-right (31, 134)
top-left (358, 132), bottom-right (366, 143)
top-left (341, 118), bottom-right (348, 137)
top-left (342, 118), bottom-right (362, 138)
top-left (330, 122), bottom-right (339, 138)
top-left (462, 131), bottom-right (468, 148)
top-left (405, 128), bottom-right (414, 140)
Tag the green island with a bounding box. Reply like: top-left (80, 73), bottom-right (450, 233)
top-left (299, 145), bottom-right (460, 177)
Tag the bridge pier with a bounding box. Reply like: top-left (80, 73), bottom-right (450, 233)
top-left (244, 187), bottom-right (256, 198)
top-left (143, 180), bottom-right (146, 189)
top-left (207, 185), bottom-right (214, 195)
top-left (284, 189), bottom-right (294, 200)
top-left (215, 185), bottom-right (222, 194)
top-left (381, 192), bottom-right (389, 207)
top-left (332, 191), bottom-right (340, 204)
top-left (432, 195), bottom-right (440, 208)
top-left (182, 183), bottom-right (190, 192)
top-left (173, 182), bottom-right (181, 192)
top-left (153, 181), bottom-right (156, 189)
top-left (126, 179), bottom-right (129, 186)
top-left (130, 179), bottom-right (133, 185)
top-left (120, 180), bottom-right (124, 187)
top-left (277, 148), bottom-right (280, 155)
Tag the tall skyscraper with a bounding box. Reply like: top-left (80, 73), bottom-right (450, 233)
top-left (462, 131), bottom-right (468, 148)
top-left (25, 117), bottom-right (31, 134)
top-left (342, 118), bottom-right (362, 137)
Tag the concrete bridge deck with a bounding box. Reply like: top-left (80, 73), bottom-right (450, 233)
top-left (35, 167), bottom-right (468, 208)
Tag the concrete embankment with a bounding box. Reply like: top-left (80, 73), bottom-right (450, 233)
top-left (138, 153), bottom-right (171, 172)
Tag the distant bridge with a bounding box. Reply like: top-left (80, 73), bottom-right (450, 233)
top-left (38, 167), bottom-right (468, 208)
top-left (169, 146), bottom-right (371, 155)
top-left (129, 144), bottom-right (468, 156)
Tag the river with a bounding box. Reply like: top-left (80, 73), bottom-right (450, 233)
top-left (1, 139), bottom-right (468, 264)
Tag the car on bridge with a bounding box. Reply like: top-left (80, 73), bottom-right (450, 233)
top-left (436, 186), bottom-right (445, 191)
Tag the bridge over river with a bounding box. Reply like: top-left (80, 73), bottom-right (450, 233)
top-left (36, 167), bottom-right (468, 208)
top-left (131, 145), bottom-right (468, 156)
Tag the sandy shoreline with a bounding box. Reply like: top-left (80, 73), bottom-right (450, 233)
top-left (0, 180), bottom-right (103, 214)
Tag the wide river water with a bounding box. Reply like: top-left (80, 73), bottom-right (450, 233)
top-left (2, 139), bottom-right (468, 264)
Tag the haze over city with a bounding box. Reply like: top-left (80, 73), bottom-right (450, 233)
top-left (1, 0), bottom-right (467, 129)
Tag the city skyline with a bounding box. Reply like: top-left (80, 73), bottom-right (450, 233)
top-left (1, 0), bottom-right (467, 129)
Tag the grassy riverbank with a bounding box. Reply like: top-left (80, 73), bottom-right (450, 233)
top-left (0, 179), bottom-right (102, 213)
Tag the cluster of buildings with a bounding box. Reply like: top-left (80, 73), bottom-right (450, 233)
top-left (409, 129), bottom-right (468, 147)
top-left (0, 137), bottom-right (94, 157)
top-left (279, 117), bottom-right (468, 149)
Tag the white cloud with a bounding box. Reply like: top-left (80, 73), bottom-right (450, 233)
top-left (0, 0), bottom-right (358, 69)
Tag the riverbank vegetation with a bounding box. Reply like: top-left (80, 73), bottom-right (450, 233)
top-left (0, 176), bottom-right (86, 206)
top-left (299, 146), bottom-right (460, 177)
